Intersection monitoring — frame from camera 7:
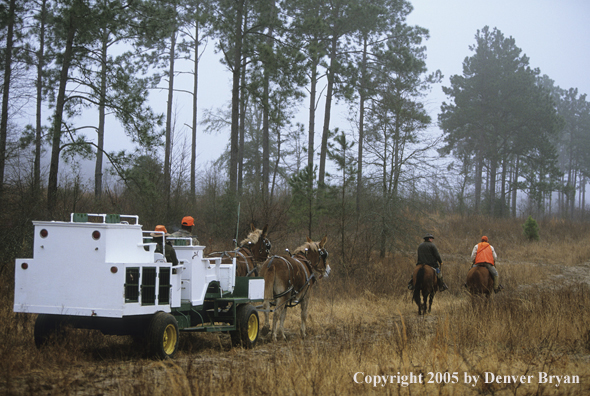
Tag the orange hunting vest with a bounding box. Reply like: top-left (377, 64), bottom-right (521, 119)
top-left (475, 242), bottom-right (495, 265)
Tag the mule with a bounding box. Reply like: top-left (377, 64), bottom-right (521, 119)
top-left (412, 264), bottom-right (438, 315)
top-left (259, 236), bottom-right (330, 341)
top-left (465, 264), bottom-right (494, 297)
top-left (208, 224), bottom-right (271, 277)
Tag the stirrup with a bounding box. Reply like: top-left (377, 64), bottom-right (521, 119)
top-left (439, 283), bottom-right (448, 291)
top-left (408, 283), bottom-right (414, 290)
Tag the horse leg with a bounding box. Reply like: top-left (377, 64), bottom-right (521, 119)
top-left (428, 292), bottom-right (434, 313)
top-left (271, 298), bottom-right (285, 342)
top-left (299, 297), bottom-right (310, 339)
top-left (278, 299), bottom-right (289, 341)
top-left (261, 298), bottom-right (271, 333)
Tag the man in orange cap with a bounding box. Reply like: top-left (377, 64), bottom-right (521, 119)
top-left (471, 236), bottom-right (501, 293)
top-left (151, 225), bottom-right (178, 265)
top-left (171, 216), bottom-right (199, 245)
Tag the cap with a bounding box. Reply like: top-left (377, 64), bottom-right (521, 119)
top-left (182, 216), bottom-right (194, 227)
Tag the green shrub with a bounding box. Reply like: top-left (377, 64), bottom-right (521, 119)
top-left (522, 215), bottom-right (540, 241)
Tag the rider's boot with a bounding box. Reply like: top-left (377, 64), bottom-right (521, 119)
top-left (407, 276), bottom-right (414, 290)
top-left (493, 275), bottom-right (502, 293)
top-left (438, 275), bottom-right (449, 291)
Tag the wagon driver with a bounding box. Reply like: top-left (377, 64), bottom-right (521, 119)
top-left (151, 225), bottom-right (179, 265)
top-left (408, 233), bottom-right (449, 292)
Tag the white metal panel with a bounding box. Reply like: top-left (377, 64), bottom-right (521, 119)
top-left (248, 279), bottom-right (265, 300)
top-left (170, 264), bottom-right (183, 308)
top-left (14, 258), bottom-right (126, 317)
top-left (32, 221), bottom-right (107, 266)
top-left (104, 225), bottom-right (152, 263)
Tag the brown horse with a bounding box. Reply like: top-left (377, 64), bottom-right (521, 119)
top-left (465, 264), bottom-right (494, 296)
top-left (412, 264), bottom-right (438, 315)
top-left (208, 224), bottom-right (271, 277)
top-left (259, 236), bottom-right (330, 341)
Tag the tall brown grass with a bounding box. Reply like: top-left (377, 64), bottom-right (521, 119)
top-left (2, 215), bottom-right (590, 395)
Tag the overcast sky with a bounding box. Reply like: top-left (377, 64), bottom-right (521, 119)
top-left (97, 0), bottom-right (590, 173)
top-left (407, 0), bottom-right (590, 120)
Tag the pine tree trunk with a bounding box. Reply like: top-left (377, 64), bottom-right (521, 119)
top-left (0, 0), bottom-right (16, 201)
top-left (95, 33), bottom-right (108, 200)
top-left (190, 12), bottom-right (200, 202)
top-left (474, 151), bottom-right (483, 214)
top-left (229, 0), bottom-right (243, 194)
top-left (48, 14), bottom-right (77, 213)
top-left (34, 0), bottom-right (47, 200)
top-left (262, 0), bottom-right (275, 201)
top-left (164, 29), bottom-right (177, 208)
top-left (356, 36), bottom-right (367, 214)
top-left (319, 33), bottom-right (338, 186)
top-left (307, 53), bottom-right (318, 187)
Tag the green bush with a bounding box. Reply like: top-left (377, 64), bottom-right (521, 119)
top-left (522, 215), bottom-right (540, 241)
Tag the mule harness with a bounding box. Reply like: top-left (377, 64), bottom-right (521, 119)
top-left (265, 253), bottom-right (316, 307)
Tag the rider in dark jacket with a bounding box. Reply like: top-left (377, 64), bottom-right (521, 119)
top-left (408, 233), bottom-right (448, 292)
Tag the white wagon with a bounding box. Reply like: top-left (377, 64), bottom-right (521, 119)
top-left (14, 213), bottom-right (265, 358)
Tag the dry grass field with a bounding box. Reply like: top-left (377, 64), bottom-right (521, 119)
top-left (2, 215), bottom-right (590, 395)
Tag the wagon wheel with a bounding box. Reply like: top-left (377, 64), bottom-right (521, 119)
top-left (34, 314), bottom-right (65, 348)
top-left (147, 312), bottom-right (179, 359)
top-left (231, 304), bottom-right (260, 348)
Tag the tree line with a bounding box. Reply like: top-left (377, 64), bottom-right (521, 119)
top-left (1, 0), bottom-right (589, 265)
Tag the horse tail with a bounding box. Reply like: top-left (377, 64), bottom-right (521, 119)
top-left (262, 259), bottom-right (276, 303)
top-left (413, 266), bottom-right (425, 307)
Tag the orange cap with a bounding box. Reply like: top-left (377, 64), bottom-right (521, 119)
top-left (182, 216), bottom-right (194, 227)
top-left (481, 236), bottom-right (488, 242)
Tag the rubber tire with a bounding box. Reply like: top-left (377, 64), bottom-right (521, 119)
top-left (231, 304), bottom-right (260, 348)
top-left (34, 314), bottom-right (64, 348)
top-left (147, 312), bottom-right (179, 359)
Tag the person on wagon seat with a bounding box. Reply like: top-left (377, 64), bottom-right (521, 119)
top-left (151, 225), bottom-right (178, 265)
top-left (471, 236), bottom-right (502, 293)
top-left (408, 233), bottom-right (448, 292)
top-left (171, 216), bottom-right (199, 246)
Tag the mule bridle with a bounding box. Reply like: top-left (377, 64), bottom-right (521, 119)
top-left (243, 236), bottom-right (272, 261)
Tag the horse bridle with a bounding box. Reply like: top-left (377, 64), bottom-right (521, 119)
top-left (243, 237), bottom-right (272, 259)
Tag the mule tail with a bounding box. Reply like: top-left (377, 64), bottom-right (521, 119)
top-left (260, 263), bottom-right (277, 331)
top-left (262, 264), bottom-right (276, 307)
top-left (413, 266), bottom-right (425, 307)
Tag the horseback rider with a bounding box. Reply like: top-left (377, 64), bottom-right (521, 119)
top-left (408, 233), bottom-right (449, 292)
top-left (471, 236), bottom-right (502, 293)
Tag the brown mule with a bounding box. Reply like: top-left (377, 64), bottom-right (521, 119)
top-left (208, 224), bottom-right (271, 277)
top-left (465, 264), bottom-right (494, 296)
top-left (412, 264), bottom-right (438, 315)
top-left (259, 236), bottom-right (330, 341)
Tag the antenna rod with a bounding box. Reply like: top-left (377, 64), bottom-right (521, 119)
top-left (235, 202), bottom-right (240, 249)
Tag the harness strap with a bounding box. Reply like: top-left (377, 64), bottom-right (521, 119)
top-left (271, 256), bottom-right (294, 299)
top-left (268, 255), bottom-right (315, 306)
